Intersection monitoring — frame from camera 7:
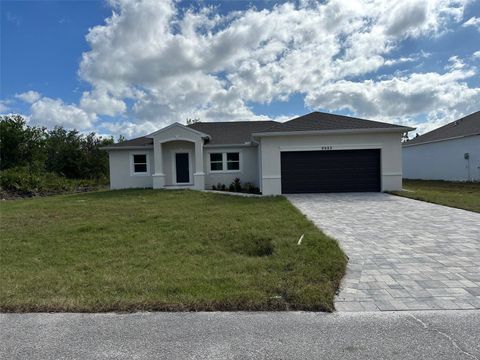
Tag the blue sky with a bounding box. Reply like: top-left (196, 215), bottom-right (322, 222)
top-left (1, 0), bottom-right (479, 138)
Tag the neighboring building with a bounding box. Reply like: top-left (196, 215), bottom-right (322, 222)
top-left (403, 112), bottom-right (480, 182)
top-left (103, 111), bottom-right (412, 195)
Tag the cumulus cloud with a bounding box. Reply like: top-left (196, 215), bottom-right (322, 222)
top-left (80, 89), bottom-right (126, 116)
top-left (304, 65), bottom-right (480, 133)
top-left (0, 100), bottom-right (11, 113)
top-left (30, 97), bottom-right (96, 129)
top-left (15, 90), bottom-right (41, 103)
top-left (72, 0), bottom-right (476, 136)
top-left (462, 16), bottom-right (480, 30)
top-left (6, 0), bottom-right (479, 136)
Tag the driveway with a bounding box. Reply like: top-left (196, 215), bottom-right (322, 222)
top-left (287, 193), bottom-right (480, 312)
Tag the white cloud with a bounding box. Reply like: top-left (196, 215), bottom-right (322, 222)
top-left (473, 50), bottom-right (480, 58)
top-left (0, 100), bottom-right (11, 113)
top-left (80, 89), bottom-right (126, 116)
top-left (462, 16), bottom-right (480, 30)
top-left (15, 90), bottom-right (41, 103)
top-left (7, 0), bottom-right (478, 137)
top-left (30, 97), bottom-right (96, 129)
top-left (74, 0), bottom-right (475, 136)
top-left (304, 66), bottom-right (480, 133)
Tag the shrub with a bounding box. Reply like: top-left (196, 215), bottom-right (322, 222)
top-left (243, 182), bottom-right (260, 194)
top-left (0, 167), bottom-right (107, 197)
top-left (232, 178), bottom-right (242, 192)
top-left (211, 179), bottom-right (260, 194)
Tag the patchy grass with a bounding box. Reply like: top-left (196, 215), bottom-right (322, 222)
top-left (0, 189), bottom-right (346, 312)
top-left (391, 180), bottom-right (480, 213)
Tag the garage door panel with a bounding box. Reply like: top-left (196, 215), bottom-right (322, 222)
top-left (281, 149), bottom-right (380, 193)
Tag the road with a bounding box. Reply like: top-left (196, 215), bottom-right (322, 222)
top-left (1, 310), bottom-right (479, 359)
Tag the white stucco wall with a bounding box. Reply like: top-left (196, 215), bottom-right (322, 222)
top-left (108, 149), bottom-right (155, 189)
top-left (403, 135), bottom-right (480, 181)
top-left (258, 132), bottom-right (404, 195)
top-left (203, 146), bottom-right (259, 189)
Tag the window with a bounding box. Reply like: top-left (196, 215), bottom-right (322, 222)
top-left (132, 154), bottom-right (148, 174)
top-left (226, 152), bottom-right (240, 170)
top-left (210, 153), bottom-right (223, 171)
top-left (209, 152), bottom-right (241, 172)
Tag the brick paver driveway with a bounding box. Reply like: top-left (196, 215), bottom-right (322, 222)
top-left (287, 193), bottom-right (480, 312)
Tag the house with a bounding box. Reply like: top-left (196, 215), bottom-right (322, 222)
top-left (103, 111), bottom-right (413, 195)
top-left (403, 111), bottom-right (480, 181)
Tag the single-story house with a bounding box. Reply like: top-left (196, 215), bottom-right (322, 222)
top-left (403, 111), bottom-right (480, 181)
top-left (103, 111), bottom-right (413, 195)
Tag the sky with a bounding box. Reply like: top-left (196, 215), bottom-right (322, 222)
top-left (1, 0), bottom-right (480, 139)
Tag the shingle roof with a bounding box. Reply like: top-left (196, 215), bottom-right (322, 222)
top-left (404, 111), bottom-right (480, 146)
top-left (187, 121), bottom-right (278, 145)
top-left (256, 111), bottom-right (411, 133)
top-left (105, 136), bottom-right (153, 148)
top-left (105, 112), bottom-right (413, 149)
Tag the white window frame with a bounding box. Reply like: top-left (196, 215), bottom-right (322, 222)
top-left (209, 152), bottom-right (224, 172)
top-left (208, 151), bottom-right (242, 174)
top-left (130, 152), bottom-right (150, 176)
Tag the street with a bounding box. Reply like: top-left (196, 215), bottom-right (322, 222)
top-left (1, 310), bottom-right (479, 359)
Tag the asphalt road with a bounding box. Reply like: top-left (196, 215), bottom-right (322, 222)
top-left (1, 310), bottom-right (479, 359)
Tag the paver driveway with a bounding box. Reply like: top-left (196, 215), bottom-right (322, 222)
top-left (287, 193), bottom-right (480, 312)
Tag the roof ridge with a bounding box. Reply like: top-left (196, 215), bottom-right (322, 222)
top-left (404, 111), bottom-right (480, 146)
top-left (188, 120), bottom-right (278, 125)
top-left (285, 111), bottom-right (405, 127)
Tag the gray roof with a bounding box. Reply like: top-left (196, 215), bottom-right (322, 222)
top-left (106, 112), bottom-right (412, 149)
top-left (105, 136), bottom-right (153, 148)
top-left (404, 111), bottom-right (480, 146)
top-left (255, 111), bottom-right (411, 133)
top-left (188, 121), bottom-right (278, 145)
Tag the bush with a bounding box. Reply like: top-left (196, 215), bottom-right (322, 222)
top-left (232, 178), bottom-right (242, 192)
top-left (0, 167), bottom-right (107, 197)
top-left (211, 179), bottom-right (260, 194)
top-left (243, 182), bottom-right (260, 194)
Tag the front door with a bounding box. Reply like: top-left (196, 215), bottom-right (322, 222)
top-left (175, 153), bottom-right (190, 184)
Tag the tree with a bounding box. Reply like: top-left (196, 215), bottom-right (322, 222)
top-left (1, 114), bottom-right (114, 179)
top-left (0, 114), bottom-right (46, 170)
top-left (186, 117), bottom-right (200, 125)
top-left (81, 133), bottom-right (114, 179)
top-left (44, 127), bottom-right (84, 178)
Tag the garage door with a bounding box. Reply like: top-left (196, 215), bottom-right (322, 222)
top-left (281, 149), bottom-right (381, 193)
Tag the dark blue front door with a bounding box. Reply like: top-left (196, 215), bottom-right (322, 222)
top-left (175, 153), bottom-right (190, 183)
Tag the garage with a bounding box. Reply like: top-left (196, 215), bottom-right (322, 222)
top-left (281, 149), bottom-right (381, 193)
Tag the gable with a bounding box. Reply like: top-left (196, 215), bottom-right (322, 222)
top-left (146, 122), bottom-right (210, 143)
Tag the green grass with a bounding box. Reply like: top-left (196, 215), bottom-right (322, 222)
top-left (391, 180), bottom-right (480, 213)
top-left (0, 189), bottom-right (347, 312)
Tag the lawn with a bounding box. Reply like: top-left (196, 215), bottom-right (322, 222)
top-left (392, 180), bottom-right (480, 213)
top-left (0, 189), bottom-right (347, 312)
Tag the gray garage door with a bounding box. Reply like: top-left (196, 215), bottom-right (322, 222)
top-left (281, 149), bottom-right (381, 193)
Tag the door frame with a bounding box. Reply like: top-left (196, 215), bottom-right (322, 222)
top-left (172, 150), bottom-right (193, 185)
